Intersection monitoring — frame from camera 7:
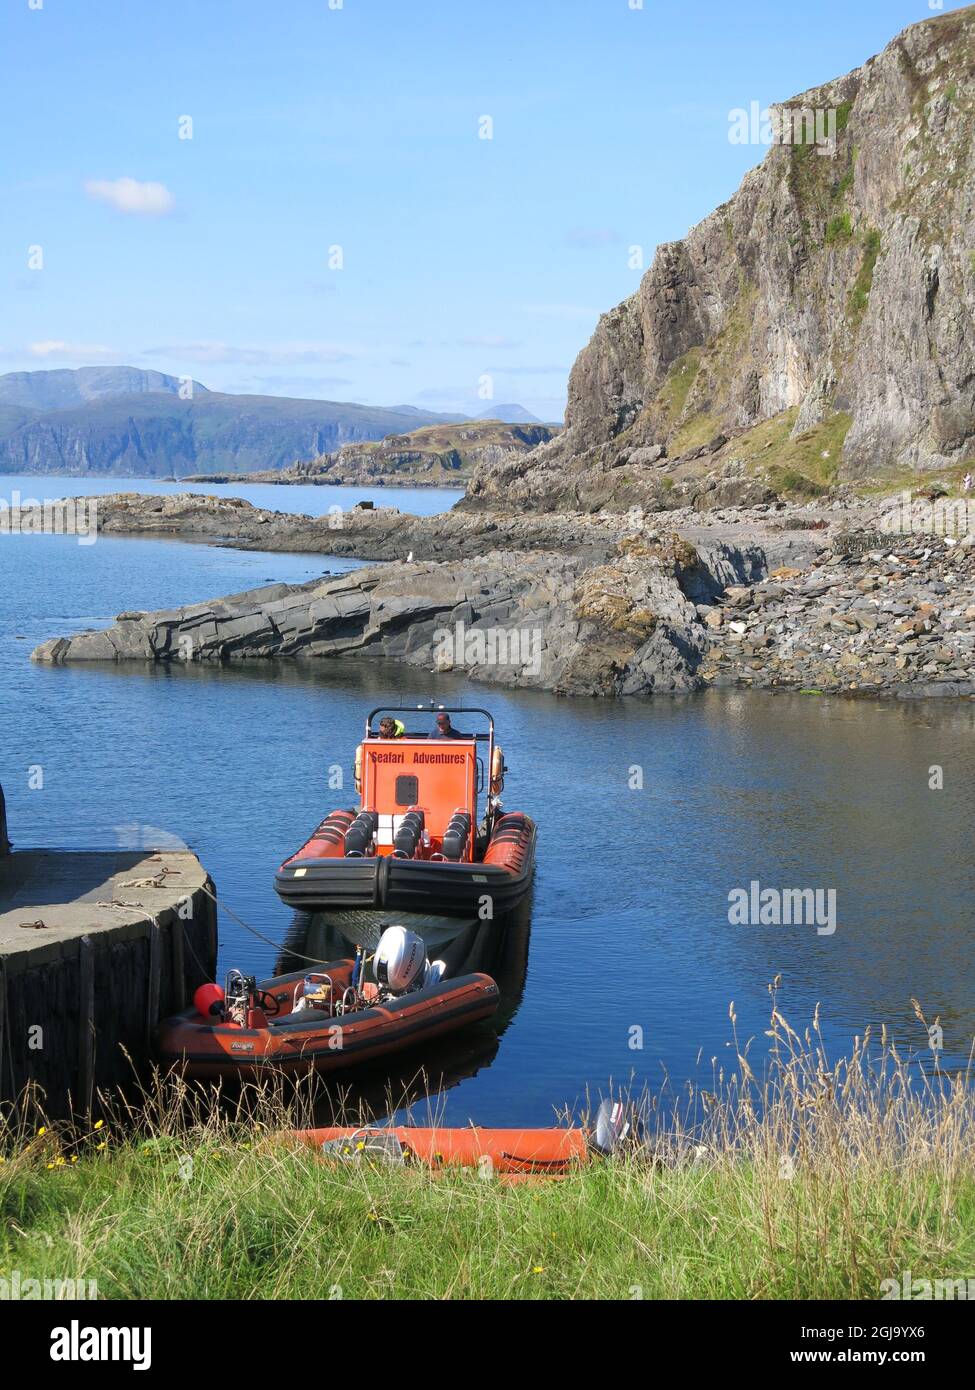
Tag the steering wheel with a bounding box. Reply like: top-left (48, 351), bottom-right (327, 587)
top-left (255, 989), bottom-right (282, 1016)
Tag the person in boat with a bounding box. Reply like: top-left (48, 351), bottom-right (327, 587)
top-left (378, 716), bottom-right (405, 738)
top-left (430, 712), bottom-right (467, 739)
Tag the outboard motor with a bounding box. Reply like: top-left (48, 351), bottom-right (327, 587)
top-left (374, 925), bottom-right (438, 995)
top-left (344, 809), bottom-right (378, 857)
top-left (392, 809), bottom-right (425, 859)
top-left (589, 1099), bottom-right (644, 1157)
top-left (440, 808), bottom-right (472, 862)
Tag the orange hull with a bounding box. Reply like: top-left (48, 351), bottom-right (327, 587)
top-left (157, 964), bottom-right (499, 1079)
top-left (294, 1124), bottom-right (589, 1175)
top-left (275, 709), bottom-right (535, 916)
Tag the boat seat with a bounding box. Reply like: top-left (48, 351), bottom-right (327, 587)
top-left (272, 1004), bottom-right (333, 1026)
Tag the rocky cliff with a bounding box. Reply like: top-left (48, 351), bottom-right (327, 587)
top-left (464, 6), bottom-right (975, 514)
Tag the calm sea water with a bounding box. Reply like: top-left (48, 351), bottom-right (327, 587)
top-left (2, 483), bottom-right (974, 1125)
top-left (0, 472), bottom-right (464, 519)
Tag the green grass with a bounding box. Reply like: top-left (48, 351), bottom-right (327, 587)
top-left (653, 349), bottom-right (703, 433)
top-left (2, 999), bottom-right (974, 1300)
top-left (726, 408), bottom-right (852, 497)
top-left (849, 228), bottom-right (882, 324)
top-left (3, 1140), bottom-right (973, 1300)
top-left (825, 211), bottom-right (853, 245)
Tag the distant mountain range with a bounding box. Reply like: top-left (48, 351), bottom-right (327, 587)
top-left (0, 366), bottom-right (546, 477)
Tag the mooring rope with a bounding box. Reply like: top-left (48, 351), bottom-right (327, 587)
top-left (196, 881), bottom-right (333, 968)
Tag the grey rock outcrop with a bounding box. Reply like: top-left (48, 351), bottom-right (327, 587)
top-left (185, 421), bottom-right (559, 489)
top-left (700, 535), bottom-right (975, 695)
top-left (31, 539), bottom-right (772, 699)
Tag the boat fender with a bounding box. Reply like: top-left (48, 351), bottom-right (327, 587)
top-left (193, 982), bottom-right (225, 1019)
top-left (490, 745), bottom-right (505, 796)
top-left (353, 745), bottom-right (363, 793)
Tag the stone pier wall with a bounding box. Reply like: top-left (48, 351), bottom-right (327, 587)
top-left (0, 848), bottom-right (217, 1117)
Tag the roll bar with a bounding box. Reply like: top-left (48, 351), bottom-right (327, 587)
top-left (364, 703), bottom-right (501, 821)
top-left (365, 703), bottom-right (495, 742)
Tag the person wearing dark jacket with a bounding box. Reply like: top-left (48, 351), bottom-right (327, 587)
top-left (430, 713), bottom-right (467, 739)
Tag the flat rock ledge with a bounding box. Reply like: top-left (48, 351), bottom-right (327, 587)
top-left (32, 539), bottom-right (772, 699)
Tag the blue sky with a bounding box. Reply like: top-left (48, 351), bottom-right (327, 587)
top-left (1, 0), bottom-right (965, 420)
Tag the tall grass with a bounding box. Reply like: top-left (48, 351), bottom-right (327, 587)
top-left (2, 998), bottom-right (973, 1300)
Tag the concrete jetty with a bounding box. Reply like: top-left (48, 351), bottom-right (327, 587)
top-left (0, 822), bottom-right (217, 1116)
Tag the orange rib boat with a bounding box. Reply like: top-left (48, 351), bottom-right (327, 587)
top-left (290, 1101), bottom-right (638, 1178)
top-left (156, 960), bottom-right (499, 1080)
top-left (274, 704), bottom-right (536, 922)
top-left (295, 1124), bottom-right (588, 1175)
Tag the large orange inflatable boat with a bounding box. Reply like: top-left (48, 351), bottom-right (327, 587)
top-left (274, 705), bottom-right (536, 920)
top-left (157, 926), bottom-right (499, 1079)
top-left (290, 1101), bottom-right (640, 1178)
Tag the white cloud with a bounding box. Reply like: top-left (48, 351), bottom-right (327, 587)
top-left (566, 228), bottom-right (621, 248)
top-left (84, 177), bottom-right (175, 216)
top-left (485, 364), bottom-right (569, 376)
top-left (457, 335), bottom-right (521, 349)
top-left (28, 340), bottom-right (115, 361)
top-left (143, 342), bottom-right (355, 366)
top-left (518, 303), bottom-right (600, 321)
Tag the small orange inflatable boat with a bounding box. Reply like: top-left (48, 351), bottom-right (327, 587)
top-left (157, 927), bottom-right (499, 1079)
top-left (291, 1101), bottom-right (639, 1178)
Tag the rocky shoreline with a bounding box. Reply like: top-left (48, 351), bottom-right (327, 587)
top-left (27, 489), bottom-right (975, 701)
top-left (700, 534), bottom-right (975, 698)
top-left (27, 488), bottom-right (838, 564)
